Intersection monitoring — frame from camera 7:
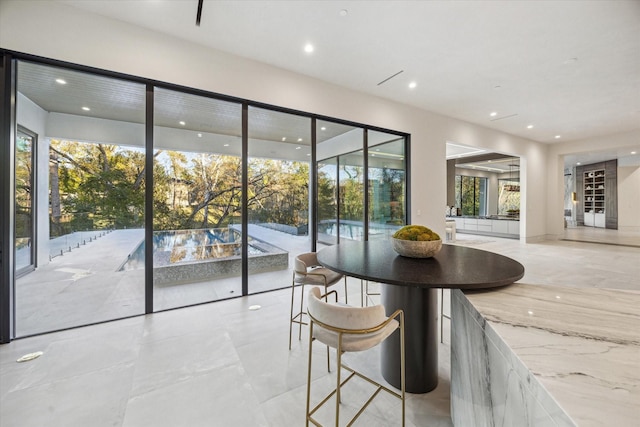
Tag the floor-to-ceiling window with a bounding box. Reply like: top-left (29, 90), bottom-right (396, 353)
top-left (455, 175), bottom-right (487, 216)
top-left (247, 107), bottom-right (311, 294)
top-left (1, 52), bottom-right (409, 341)
top-left (316, 124), bottom-right (408, 245)
top-left (152, 88), bottom-right (243, 310)
top-left (367, 131), bottom-right (406, 240)
top-left (315, 122), bottom-right (365, 245)
top-left (15, 60), bottom-right (147, 336)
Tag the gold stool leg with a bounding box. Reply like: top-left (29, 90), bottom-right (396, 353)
top-left (289, 273), bottom-right (296, 350)
top-left (305, 322), bottom-right (314, 427)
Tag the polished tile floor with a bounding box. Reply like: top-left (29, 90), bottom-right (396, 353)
top-left (1, 233), bottom-right (638, 426)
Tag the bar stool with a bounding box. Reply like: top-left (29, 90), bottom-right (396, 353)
top-left (289, 252), bottom-right (347, 350)
top-left (305, 286), bottom-right (405, 426)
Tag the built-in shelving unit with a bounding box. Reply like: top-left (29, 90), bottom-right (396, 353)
top-left (583, 169), bottom-right (605, 228)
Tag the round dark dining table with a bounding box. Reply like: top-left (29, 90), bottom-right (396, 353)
top-left (317, 239), bottom-right (524, 393)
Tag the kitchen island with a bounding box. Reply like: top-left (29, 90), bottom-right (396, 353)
top-left (451, 284), bottom-right (640, 426)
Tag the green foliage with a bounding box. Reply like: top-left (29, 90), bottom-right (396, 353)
top-left (393, 225), bottom-right (440, 241)
top-left (50, 141), bottom-right (313, 235)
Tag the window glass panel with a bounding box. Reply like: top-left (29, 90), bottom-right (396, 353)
top-left (247, 107), bottom-right (311, 294)
top-left (367, 132), bottom-right (406, 240)
top-left (456, 175), bottom-right (487, 216)
top-left (316, 121), bottom-right (363, 245)
top-left (153, 88), bottom-right (242, 309)
top-left (15, 128), bottom-right (35, 274)
top-left (15, 61), bottom-right (146, 336)
top-left (498, 179), bottom-right (521, 216)
top-left (317, 157), bottom-right (338, 245)
top-left (339, 151), bottom-right (365, 241)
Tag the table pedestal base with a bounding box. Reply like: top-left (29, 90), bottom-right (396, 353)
top-left (381, 285), bottom-right (438, 393)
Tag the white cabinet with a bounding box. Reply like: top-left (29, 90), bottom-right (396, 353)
top-left (584, 213), bottom-right (594, 226)
top-left (477, 219), bottom-right (492, 232)
top-left (491, 221), bottom-right (509, 234)
top-left (449, 218), bottom-right (519, 238)
top-left (595, 213), bottom-right (605, 228)
top-left (464, 218), bottom-right (478, 231)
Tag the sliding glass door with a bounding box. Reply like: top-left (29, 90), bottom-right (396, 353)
top-left (152, 88), bottom-right (243, 309)
top-left (1, 52), bottom-right (409, 341)
top-left (15, 60), bottom-right (147, 336)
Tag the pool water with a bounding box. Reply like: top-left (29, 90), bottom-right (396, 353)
top-left (120, 228), bottom-right (264, 270)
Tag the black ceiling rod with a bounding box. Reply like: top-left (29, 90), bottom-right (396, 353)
top-left (196, 0), bottom-right (203, 26)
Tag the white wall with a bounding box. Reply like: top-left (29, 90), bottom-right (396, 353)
top-left (618, 166), bottom-right (640, 232)
top-left (1, 0), bottom-right (551, 241)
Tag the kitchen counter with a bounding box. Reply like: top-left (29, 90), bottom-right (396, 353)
top-left (446, 215), bottom-right (519, 221)
top-left (447, 216), bottom-right (520, 238)
top-left (451, 284), bottom-right (640, 426)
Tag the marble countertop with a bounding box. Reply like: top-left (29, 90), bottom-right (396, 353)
top-left (461, 284), bottom-right (640, 426)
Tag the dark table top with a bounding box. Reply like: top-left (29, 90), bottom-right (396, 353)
top-left (316, 240), bottom-right (524, 289)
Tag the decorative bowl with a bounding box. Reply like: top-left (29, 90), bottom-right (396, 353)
top-left (391, 237), bottom-right (442, 258)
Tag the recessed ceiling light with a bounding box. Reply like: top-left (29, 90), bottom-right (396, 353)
top-left (576, 162), bottom-right (581, 165)
top-left (490, 112), bottom-right (497, 117)
top-left (56, 78), bottom-right (67, 85)
top-left (340, 9), bottom-right (348, 16)
top-left (408, 81), bottom-right (417, 89)
top-left (527, 125), bottom-right (534, 129)
top-left (82, 106), bottom-right (90, 111)
top-left (632, 151), bottom-right (637, 155)
top-left (295, 146), bottom-right (301, 150)
top-left (320, 127), bottom-right (326, 131)
top-left (306, 153), bottom-right (311, 156)
top-left (304, 43), bottom-right (314, 53)
top-left (493, 85), bottom-right (501, 90)
top-left (297, 138), bottom-right (303, 142)
top-left (197, 133), bottom-right (202, 138)
top-left (179, 121), bottom-right (186, 126)
top-left (563, 57), bottom-right (578, 64)
top-left (223, 143), bottom-right (230, 147)
top-left (555, 135), bottom-right (561, 139)
top-left (282, 137), bottom-right (287, 141)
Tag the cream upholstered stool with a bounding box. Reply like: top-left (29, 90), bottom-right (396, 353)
top-left (305, 287), bottom-right (405, 426)
top-left (289, 252), bottom-right (347, 350)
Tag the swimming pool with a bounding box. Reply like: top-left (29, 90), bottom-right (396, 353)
top-left (119, 227), bottom-right (288, 284)
top-left (121, 228), bottom-right (265, 270)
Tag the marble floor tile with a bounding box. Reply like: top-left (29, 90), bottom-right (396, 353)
top-left (2, 232), bottom-right (639, 426)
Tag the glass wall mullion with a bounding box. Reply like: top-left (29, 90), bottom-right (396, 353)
top-left (241, 103), bottom-right (248, 296)
top-left (336, 155), bottom-right (341, 244)
top-left (363, 129), bottom-right (369, 241)
top-left (311, 118), bottom-right (317, 252)
top-left (145, 84), bottom-right (154, 313)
